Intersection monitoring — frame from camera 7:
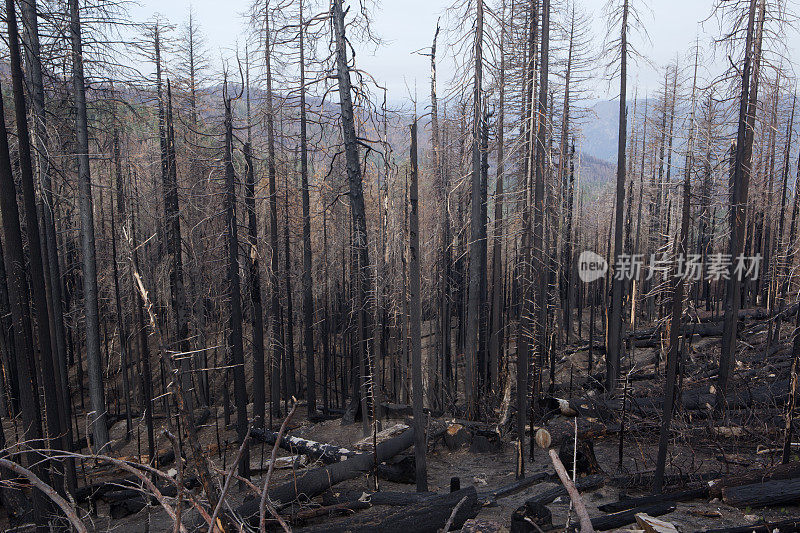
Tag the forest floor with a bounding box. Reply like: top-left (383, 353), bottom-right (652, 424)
top-left (2, 308), bottom-right (799, 531)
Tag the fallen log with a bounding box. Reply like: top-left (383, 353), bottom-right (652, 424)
top-left (463, 518), bottom-right (508, 532)
top-left (249, 426), bottom-right (416, 482)
top-left (723, 478), bottom-right (800, 508)
top-left (74, 475), bottom-right (138, 503)
top-left (353, 423), bottom-right (409, 451)
top-left (296, 486), bottom-right (478, 533)
top-left (631, 304), bottom-right (798, 342)
top-left (293, 500), bottom-right (371, 525)
top-left (610, 471), bottom-right (718, 490)
top-left (709, 461), bottom-right (800, 497)
top-left (380, 403), bottom-right (443, 418)
top-left (589, 502), bottom-right (676, 531)
top-left (239, 425), bottom-right (423, 525)
top-left (478, 471), bottom-right (549, 503)
top-left (598, 486), bottom-right (709, 512)
top-left (249, 428), bottom-right (357, 463)
top-left (525, 475), bottom-right (606, 506)
top-left (322, 490), bottom-right (438, 507)
top-left (699, 517), bottom-right (800, 533)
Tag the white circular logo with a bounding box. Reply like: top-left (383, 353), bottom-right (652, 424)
top-left (578, 251), bottom-right (608, 283)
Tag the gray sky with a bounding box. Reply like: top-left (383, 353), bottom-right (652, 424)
top-left (130, 0), bottom-right (800, 101)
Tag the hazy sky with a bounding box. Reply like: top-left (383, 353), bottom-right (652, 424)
top-left (130, 0), bottom-right (800, 101)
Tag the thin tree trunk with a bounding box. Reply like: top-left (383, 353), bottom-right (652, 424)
top-left (70, 0), bottom-right (110, 451)
top-left (111, 126), bottom-right (132, 440)
top-left (333, 0), bottom-right (374, 431)
top-left (516, 2), bottom-right (538, 478)
top-left (533, 0), bottom-right (551, 424)
top-left (244, 141), bottom-right (266, 428)
top-left (606, 0), bottom-right (629, 393)
top-left (224, 89), bottom-right (250, 479)
top-left (654, 50), bottom-right (698, 493)
top-left (464, 0), bottom-right (484, 417)
top-left (164, 81), bottom-right (194, 414)
top-left (264, 4), bottom-right (283, 421)
top-left (717, 0), bottom-right (761, 411)
top-left (488, 2), bottom-right (505, 397)
top-left (409, 119), bottom-right (428, 492)
top-left (299, 8), bottom-right (316, 415)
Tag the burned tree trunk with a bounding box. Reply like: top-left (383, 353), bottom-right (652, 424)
top-left (164, 81), bottom-right (194, 413)
top-left (332, 0), bottom-right (374, 430)
top-left (464, 0), bottom-right (485, 416)
top-left (653, 50), bottom-right (698, 493)
top-left (223, 89), bottom-right (250, 479)
top-left (606, 0), bottom-right (629, 392)
top-left (70, 0), bottom-right (110, 451)
top-left (299, 12), bottom-right (316, 416)
top-left (717, 0), bottom-right (762, 411)
top-left (409, 119), bottom-right (428, 492)
top-left (264, 6), bottom-right (283, 421)
top-left (0, 81), bottom-right (52, 525)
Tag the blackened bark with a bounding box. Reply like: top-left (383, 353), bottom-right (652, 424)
top-left (0, 81), bottom-right (51, 524)
top-left (717, 0), bottom-right (761, 411)
top-left (70, 0), bottom-right (110, 451)
top-left (654, 50), bottom-right (698, 493)
top-left (6, 0), bottom-right (64, 474)
top-left (20, 0), bottom-right (73, 478)
top-left (488, 7), bottom-right (505, 395)
top-left (299, 11), bottom-right (316, 415)
top-left (332, 0), bottom-right (373, 429)
top-left (409, 120), bottom-right (428, 492)
top-left (606, 0), bottom-right (629, 392)
top-left (244, 142), bottom-right (266, 428)
top-left (224, 91), bottom-right (250, 479)
top-left (164, 81), bottom-right (194, 413)
top-left (464, 0), bottom-right (484, 417)
top-left (264, 6), bottom-right (283, 421)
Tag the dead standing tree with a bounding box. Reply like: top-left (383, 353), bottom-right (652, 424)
top-left (465, 0), bottom-right (485, 418)
top-left (604, 0), bottom-right (630, 393)
top-left (332, 0), bottom-right (376, 432)
top-left (223, 78), bottom-right (250, 480)
top-left (70, 0), bottom-right (110, 451)
top-left (653, 47), bottom-right (699, 493)
top-left (409, 118), bottom-right (428, 492)
top-left (716, 0), bottom-right (763, 411)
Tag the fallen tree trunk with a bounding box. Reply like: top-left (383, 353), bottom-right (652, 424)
top-left (590, 502), bottom-right (675, 531)
top-left (239, 426), bottom-right (420, 524)
top-left (699, 517), bottom-right (800, 533)
top-left (322, 490), bottom-right (438, 507)
top-left (296, 486), bottom-right (478, 533)
top-left (610, 471), bottom-right (719, 491)
top-left (709, 461), bottom-right (800, 497)
top-left (479, 472), bottom-right (549, 503)
top-left (524, 475), bottom-right (606, 507)
top-left (249, 428), bottom-right (357, 463)
top-left (293, 500), bottom-right (372, 525)
top-left (632, 304), bottom-right (798, 341)
top-left (598, 486), bottom-right (708, 512)
top-left (723, 478), bottom-right (800, 508)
